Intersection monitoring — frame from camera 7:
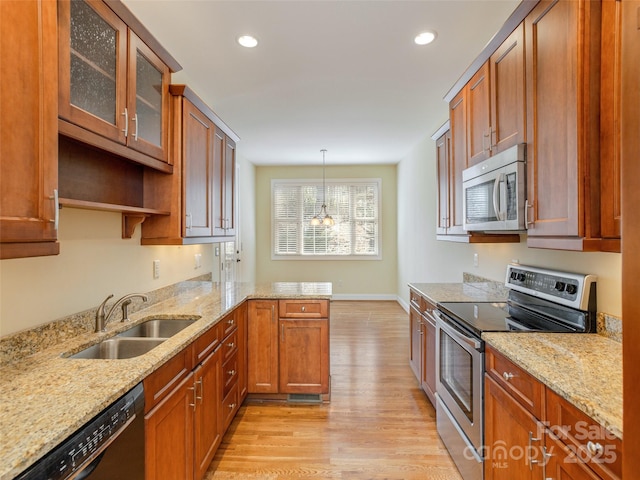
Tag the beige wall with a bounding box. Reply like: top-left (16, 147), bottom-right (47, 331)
top-left (255, 164), bottom-right (397, 298)
top-left (396, 134), bottom-right (622, 318)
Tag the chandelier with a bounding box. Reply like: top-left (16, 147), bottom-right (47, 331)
top-left (310, 149), bottom-right (334, 226)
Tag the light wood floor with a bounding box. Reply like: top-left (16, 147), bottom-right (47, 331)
top-left (205, 301), bottom-right (462, 480)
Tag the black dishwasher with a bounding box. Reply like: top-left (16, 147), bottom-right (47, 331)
top-left (16, 383), bottom-right (145, 480)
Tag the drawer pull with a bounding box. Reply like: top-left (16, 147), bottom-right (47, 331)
top-left (227, 342), bottom-right (235, 348)
top-left (528, 431), bottom-right (541, 471)
top-left (227, 318), bottom-right (235, 325)
top-left (228, 402), bottom-right (236, 410)
top-left (503, 372), bottom-right (514, 382)
top-left (228, 369), bottom-right (236, 376)
top-left (587, 441), bottom-right (604, 456)
top-left (301, 306), bottom-right (306, 312)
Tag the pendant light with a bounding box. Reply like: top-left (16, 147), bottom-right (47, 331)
top-left (310, 149), bottom-right (334, 226)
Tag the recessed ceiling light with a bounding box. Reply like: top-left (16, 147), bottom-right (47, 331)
top-left (238, 35), bottom-right (258, 48)
top-left (414, 31), bottom-right (437, 46)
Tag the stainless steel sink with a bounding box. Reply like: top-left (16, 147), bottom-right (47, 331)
top-left (116, 318), bottom-right (198, 338)
top-left (69, 337), bottom-right (166, 359)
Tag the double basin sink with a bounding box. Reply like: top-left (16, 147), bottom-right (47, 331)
top-left (68, 318), bottom-right (199, 360)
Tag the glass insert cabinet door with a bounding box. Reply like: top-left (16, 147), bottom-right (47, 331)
top-left (59, 0), bottom-right (170, 162)
top-left (59, 0), bottom-right (127, 144)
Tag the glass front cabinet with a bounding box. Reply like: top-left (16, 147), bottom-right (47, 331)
top-left (58, 0), bottom-right (170, 163)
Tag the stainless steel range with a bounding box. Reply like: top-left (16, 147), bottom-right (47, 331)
top-left (434, 264), bottom-right (596, 480)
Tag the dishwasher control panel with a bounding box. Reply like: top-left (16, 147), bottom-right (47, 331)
top-left (15, 383), bottom-right (144, 480)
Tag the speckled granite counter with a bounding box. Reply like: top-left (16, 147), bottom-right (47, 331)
top-left (0, 281), bottom-right (331, 480)
top-left (483, 332), bottom-right (622, 440)
top-left (409, 281), bottom-right (508, 304)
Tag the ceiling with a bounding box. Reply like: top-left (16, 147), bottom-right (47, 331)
top-left (122, 0), bottom-right (520, 166)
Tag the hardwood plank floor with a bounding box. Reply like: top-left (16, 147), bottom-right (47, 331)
top-left (205, 300), bottom-right (462, 480)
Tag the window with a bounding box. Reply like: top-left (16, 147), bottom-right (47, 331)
top-left (272, 178), bottom-right (381, 259)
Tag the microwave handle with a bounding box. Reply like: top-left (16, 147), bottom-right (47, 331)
top-left (492, 175), bottom-right (502, 221)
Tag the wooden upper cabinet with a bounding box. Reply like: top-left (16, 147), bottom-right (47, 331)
top-left (435, 130), bottom-right (450, 235)
top-left (0, 0), bottom-right (59, 259)
top-left (58, 0), bottom-right (174, 167)
top-left (448, 93), bottom-right (468, 235)
top-left (183, 99), bottom-right (214, 238)
top-left (142, 85), bottom-right (238, 245)
top-left (600, 0), bottom-right (622, 252)
top-left (467, 62), bottom-right (491, 166)
top-left (213, 131), bottom-right (237, 237)
top-left (524, 0), bottom-right (602, 250)
top-left (490, 23), bottom-right (526, 155)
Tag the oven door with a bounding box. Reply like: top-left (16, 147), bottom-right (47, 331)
top-left (435, 310), bottom-right (483, 450)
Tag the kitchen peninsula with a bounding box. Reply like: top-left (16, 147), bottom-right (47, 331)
top-left (0, 280), bottom-right (331, 480)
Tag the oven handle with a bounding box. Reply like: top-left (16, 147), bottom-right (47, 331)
top-left (434, 310), bottom-right (482, 351)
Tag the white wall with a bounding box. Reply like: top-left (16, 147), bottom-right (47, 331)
top-left (397, 135), bottom-right (622, 318)
top-left (255, 164), bottom-right (397, 298)
top-left (236, 154), bottom-right (256, 283)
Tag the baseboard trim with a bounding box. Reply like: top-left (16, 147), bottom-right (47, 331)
top-left (331, 294), bottom-right (399, 301)
top-left (396, 296), bottom-right (410, 313)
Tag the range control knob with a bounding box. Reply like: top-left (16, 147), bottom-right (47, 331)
top-left (565, 284), bottom-right (578, 295)
top-left (517, 273), bottom-right (526, 282)
top-left (555, 281), bottom-right (566, 292)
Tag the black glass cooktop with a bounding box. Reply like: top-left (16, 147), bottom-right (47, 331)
top-left (437, 301), bottom-right (517, 336)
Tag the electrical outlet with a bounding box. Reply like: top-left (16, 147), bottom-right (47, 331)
top-left (194, 253), bottom-right (202, 269)
top-left (473, 253), bottom-right (479, 268)
top-left (215, 246), bottom-right (220, 256)
top-left (153, 259), bottom-right (160, 279)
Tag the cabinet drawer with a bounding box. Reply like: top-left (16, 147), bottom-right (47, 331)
top-left (221, 383), bottom-right (239, 430)
top-left (485, 347), bottom-right (545, 419)
top-left (222, 330), bottom-right (238, 361)
top-left (193, 322), bottom-right (221, 365)
top-left (409, 290), bottom-right (426, 312)
top-left (546, 389), bottom-right (622, 480)
top-left (222, 352), bottom-right (239, 397)
top-left (144, 346), bottom-right (193, 413)
top-left (221, 311), bottom-right (238, 337)
top-left (278, 299), bottom-right (328, 318)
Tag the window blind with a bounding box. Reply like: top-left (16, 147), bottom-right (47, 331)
top-left (272, 179), bottom-right (381, 259)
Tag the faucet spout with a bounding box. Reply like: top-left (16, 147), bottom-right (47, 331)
top-left (95, 293), bottom-right (148, 332)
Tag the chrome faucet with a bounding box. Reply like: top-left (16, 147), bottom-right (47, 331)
top-left (95, 293), bottom-right (148, 332)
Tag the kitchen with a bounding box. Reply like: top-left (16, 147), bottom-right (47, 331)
top-left (0, 0), bottom-right (637, 479)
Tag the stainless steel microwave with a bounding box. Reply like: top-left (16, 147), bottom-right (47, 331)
top-left (462, 144), bottom-right (526, 232)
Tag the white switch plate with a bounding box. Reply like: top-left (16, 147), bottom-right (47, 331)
top-left (153, 259), bottom-right (160, 279)
top-left (473, 253), bottom-right (479, 267)
top-left (194, 253), bottom-right (202, 269)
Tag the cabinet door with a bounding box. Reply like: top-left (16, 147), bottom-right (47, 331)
top-left (600, 0), bottom-right (622, 249)
top-left (448, 90), bottom-right (468, 234)
top-left (490, 23), bottom-right (526, 154)
top-left (193, 349), bottom-right (222, 480)
top-left (182, 99), bottom-right (214, 238)
top-left (525, 0), bottom-right (600, 240)
top-left (127, 30), bottom-right (170, 162)
top-left (485, 375), bottom-right (545, 480)
top-left (435, 131), bottom-right (450, 235)
top-left (145, 373), bottom-right (195, 480)
top-left (58, 0), bottom-right (128, 144)
top-left (0, 0), bottom-right (59, 259)
top-left (279, 318), bottom-right (329, 394)
top-left (409, 304), bottom-right (421, 380)
top-left (213, 130), bottom-right (236, 237)
top-left (467, 62), bottom-right (491, 166)
top-left (247, 300), bottom-right (279, 393)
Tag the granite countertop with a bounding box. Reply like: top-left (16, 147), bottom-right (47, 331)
top-left (483, 332), bottom-right (622, 440)
top-left (0, 281), bottom-right (331, 480)
top-left (409, 281), bottom-right (508, 304)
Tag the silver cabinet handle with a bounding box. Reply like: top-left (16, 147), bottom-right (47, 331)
top-left (525, 200), bottom-right (534, 227)
top-left (132, 113), bottom-right (139, 141)
top-left (528, 431), bottom-right (541, 470)
top-left (186, 213), bottom-right (192, 229)
top-left (122, 108), bottom-right (128, 137)
top-left (49, 189), bottom-right (59, 230)
top-left (281, 324), bottom-right (285, 342)
top-left (187, 385), bottom-right (196, 410)
top-left (195, 379), bottom-right (203, 403)
top-left (503, 372), bottom-right (514, 382)
top-left (587, 441), bottom-right (604, 456)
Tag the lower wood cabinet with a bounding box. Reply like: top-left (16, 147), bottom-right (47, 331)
top-left (247, 299), bottom-right (330, 397)
top-left (144, 306), bottom-right (245, 480)
top-left (408, 288), bottom-right (436, 406)
top-left (485, 346), bottom-right (622, 480)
